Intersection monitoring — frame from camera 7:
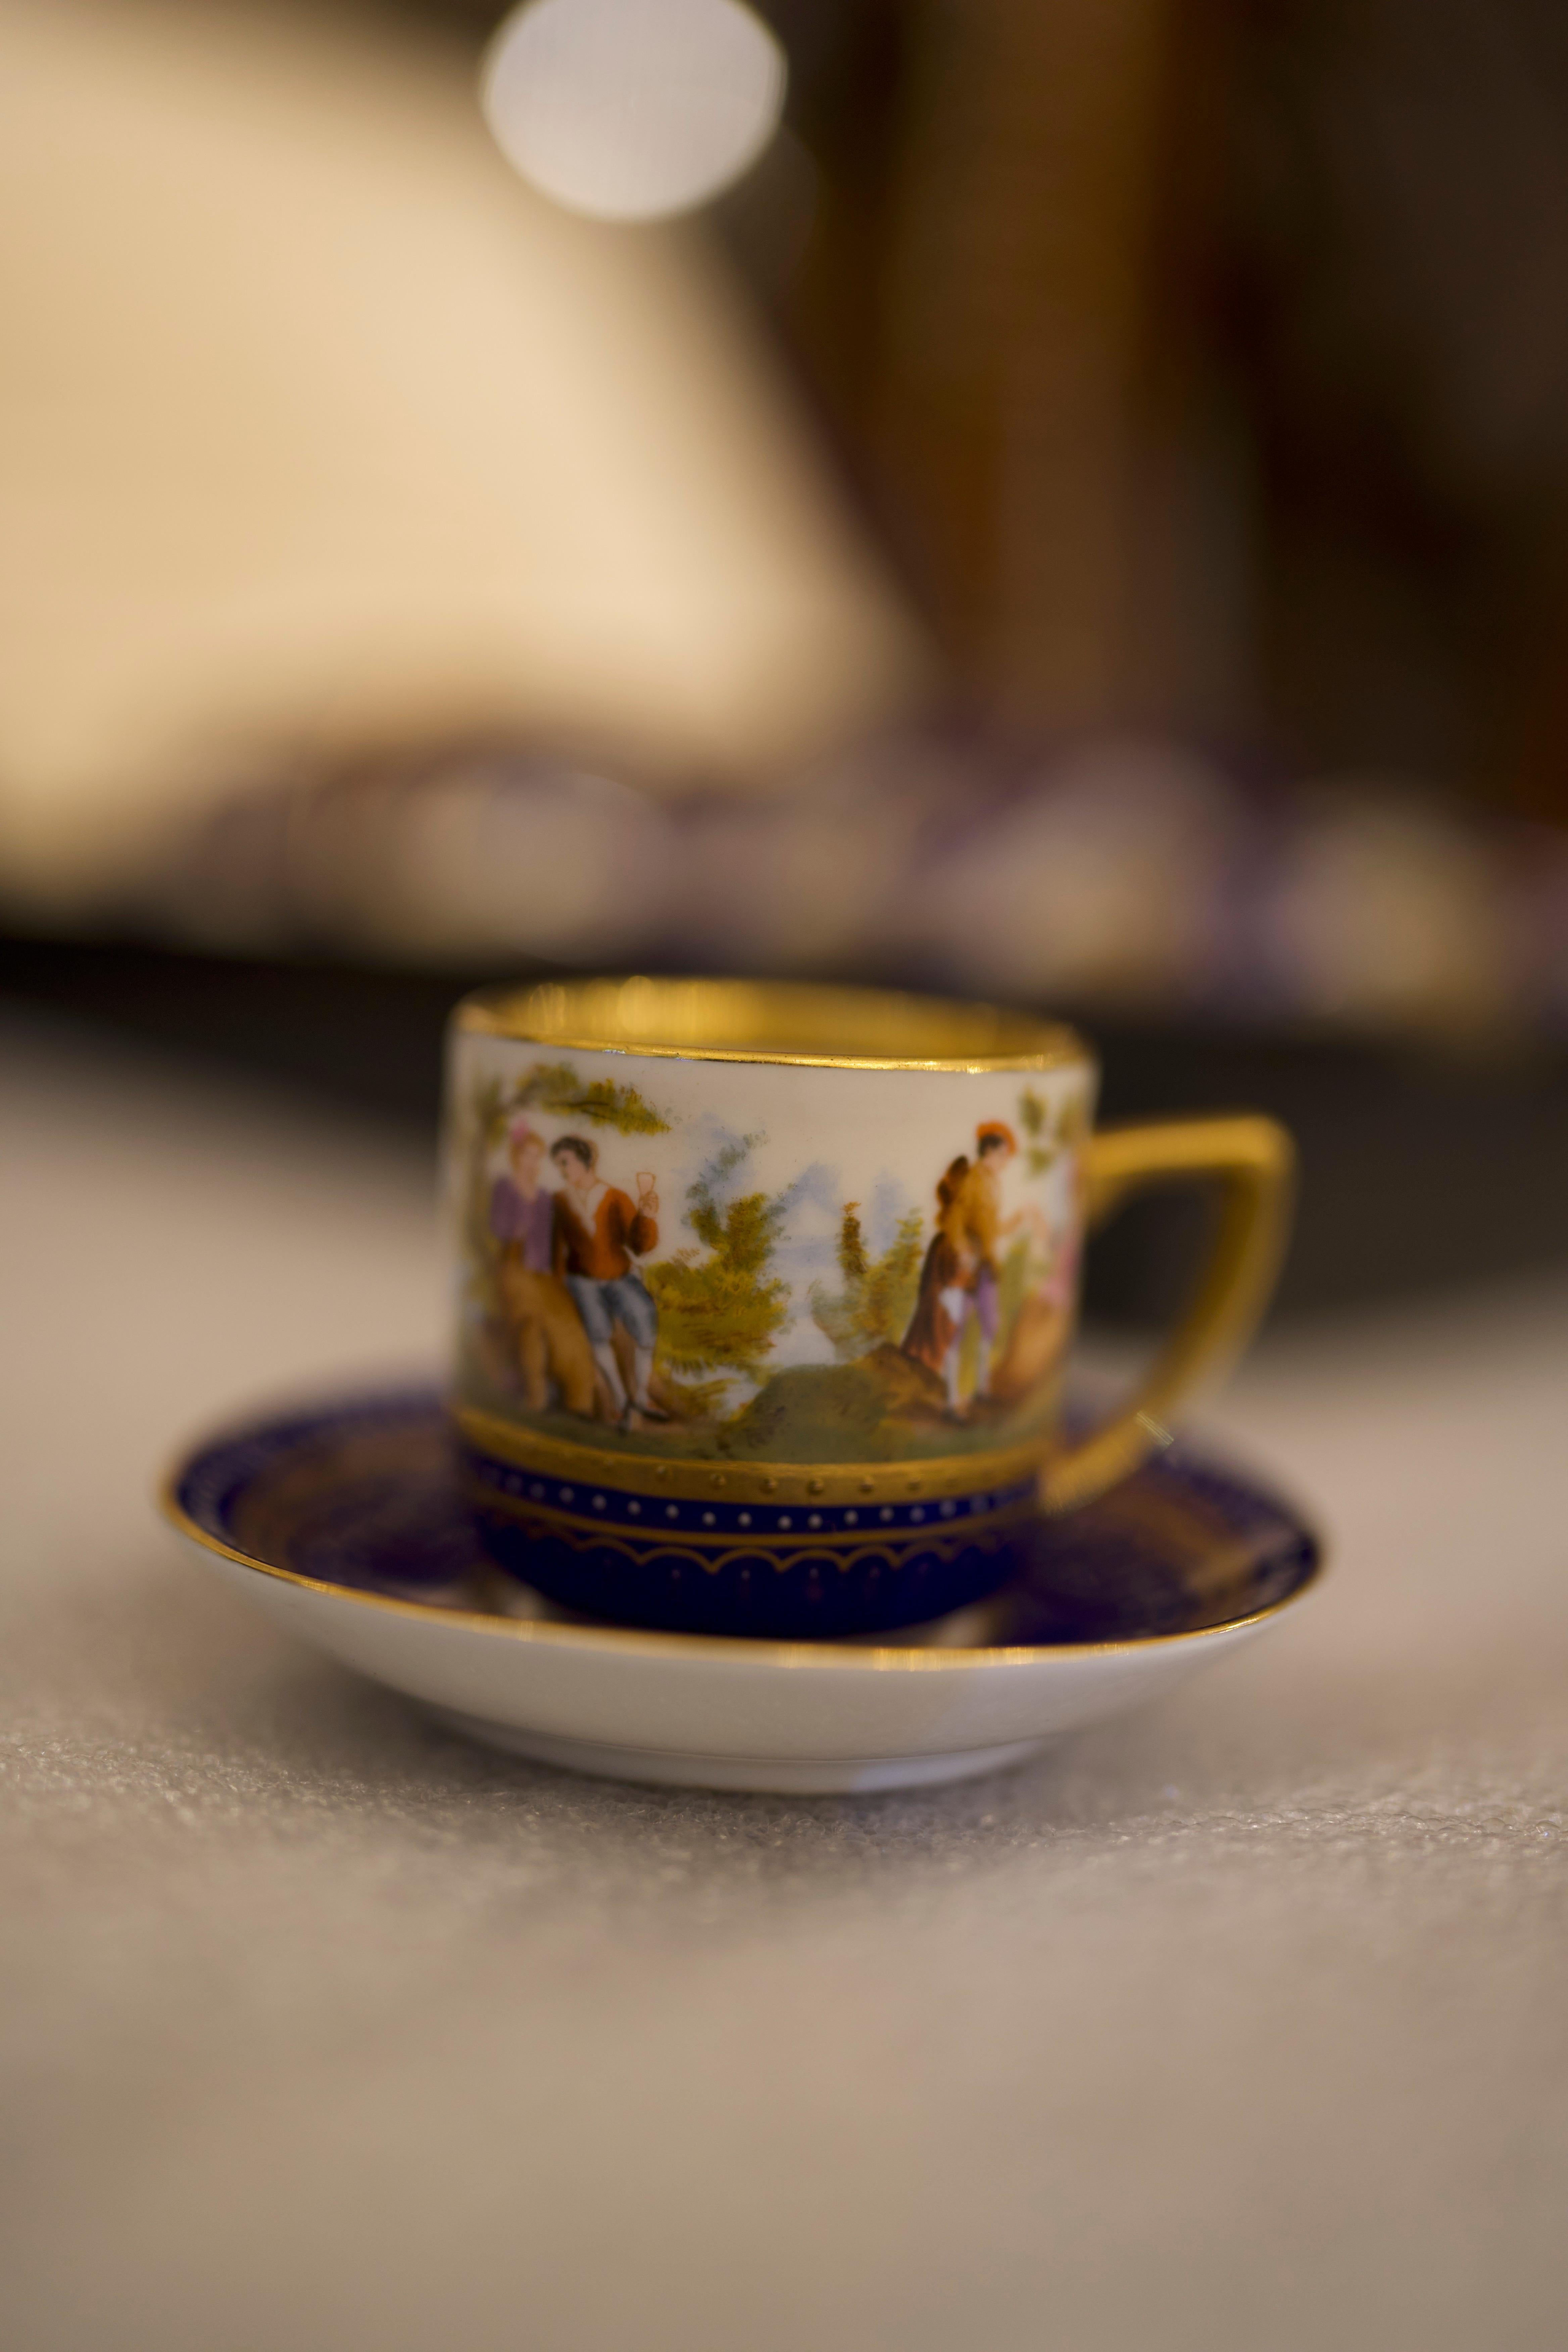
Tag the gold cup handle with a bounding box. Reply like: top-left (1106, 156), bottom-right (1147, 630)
top-left (1038, 1115), bottom-right (1296, 1516)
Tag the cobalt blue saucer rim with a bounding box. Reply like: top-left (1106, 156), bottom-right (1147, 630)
top-left (159, 1377), bottom-right (1327, 1666)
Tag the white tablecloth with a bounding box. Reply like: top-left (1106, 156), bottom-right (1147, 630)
top-left (3, 1008), bottom-right (1566, 2351)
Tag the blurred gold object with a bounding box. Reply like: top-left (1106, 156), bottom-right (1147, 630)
top-left (1041, 1114), bottom-right (1295, 1513)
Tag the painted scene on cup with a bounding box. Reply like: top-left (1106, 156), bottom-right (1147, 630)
top-left (453, 1057), bottom-right (1088, 1463)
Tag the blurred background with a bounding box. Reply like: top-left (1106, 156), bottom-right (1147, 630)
top-left (5, 0), bottom-right (1568, 1319)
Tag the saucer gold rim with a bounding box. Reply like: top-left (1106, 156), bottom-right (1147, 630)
top-left (455, 976), bottom-right (1089, 1075)
top-left (159, 1434), bottom-right (1326, 1674)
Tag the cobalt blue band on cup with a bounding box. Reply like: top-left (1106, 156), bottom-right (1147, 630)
top-left (445, 978), bottom-right (1294, 1637)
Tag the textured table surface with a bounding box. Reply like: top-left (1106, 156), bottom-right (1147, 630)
top-left (3, 1009), bottom-right (1566, 2352)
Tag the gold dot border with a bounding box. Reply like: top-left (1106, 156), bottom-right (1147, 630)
top-left (453, 1403), bottom-right (1054, 1510)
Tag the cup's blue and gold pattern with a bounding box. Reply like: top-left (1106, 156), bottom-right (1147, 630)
top-left (459, 1408), bottom-right (1045, 1636)
top-left (445, 979), bottom-right (1293, 1637)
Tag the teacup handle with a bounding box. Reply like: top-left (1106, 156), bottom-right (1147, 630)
top-left (1038, 1115), bottom-right (1295, 1515)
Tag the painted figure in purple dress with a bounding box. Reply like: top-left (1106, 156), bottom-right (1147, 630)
top-left (489, 1121), bottom-right (597, 1415)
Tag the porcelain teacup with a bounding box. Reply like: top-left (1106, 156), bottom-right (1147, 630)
top-left (446, 978), bottom-right (1292, 1636)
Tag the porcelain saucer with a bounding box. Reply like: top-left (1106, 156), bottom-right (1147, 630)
top-left (162, 1383), bottom-right (1324, 1794)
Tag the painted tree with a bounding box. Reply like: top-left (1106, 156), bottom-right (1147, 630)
top-left (810, 1202), bottom-right (926, 1361)
top-left (1017, 1083), bottom-right (1086, 1177)
top-left (641, 1134), bottom-right (791, 1392)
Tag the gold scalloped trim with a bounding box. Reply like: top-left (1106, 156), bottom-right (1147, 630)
top-left (454, 1402), bottom-right (1053, 1507)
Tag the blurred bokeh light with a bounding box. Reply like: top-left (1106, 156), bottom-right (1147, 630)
top-left (482, 0), bottom-right (787, 222)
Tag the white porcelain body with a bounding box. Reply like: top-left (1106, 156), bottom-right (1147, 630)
top-left (446, 1012), bottom-right (1096, 1472)
top-left (191, 1545), bottom-right (1284, 1793)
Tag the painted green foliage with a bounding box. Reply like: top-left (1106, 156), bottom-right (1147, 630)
top-left (642, 1135), bottom-right (790, 1383)
top-left (810, 1200), bottom-right (926, 1361)
top-left (1018, 1083), bottom-right (1084, 1178)
top-left (1017, 1085), bottom-right (1055, 1178)
top-left (471, 1062), bottom-right (669, 1152)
